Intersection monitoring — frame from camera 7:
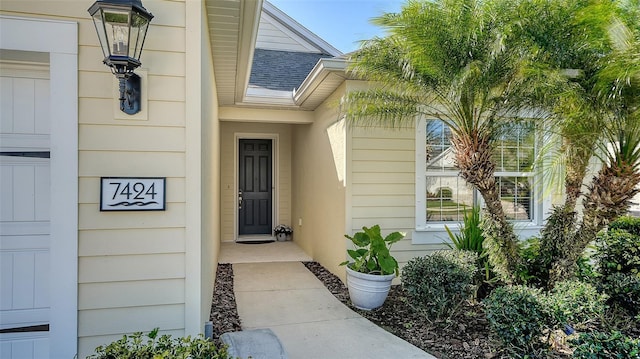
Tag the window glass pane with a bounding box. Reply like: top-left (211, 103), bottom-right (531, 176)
top-left (426, 176), bottom-right (474, 222)
top-left (426, 120), bottom-right (455, 171)
top-left (494, 120), bottom-right (535, 171)
top-left (497, 176), bottom-right (532, 220)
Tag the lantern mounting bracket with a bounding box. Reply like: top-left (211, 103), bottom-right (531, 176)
top-left (88, 0), bottom-right (153, 115)
top-left (117, 73), bottom-right (141, 115)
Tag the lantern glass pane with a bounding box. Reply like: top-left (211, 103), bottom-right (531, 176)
top-left (91, 9), bottom-right (111, 58)
top-left (103, 9), bottom-right (131, 57)
top-left (131, 13), bottom-right (149, 60)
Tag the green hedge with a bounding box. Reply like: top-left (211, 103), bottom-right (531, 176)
top-left (401, 250), bottom-right (478, 321)
top-left (571, 330), bottom-right (640, 358)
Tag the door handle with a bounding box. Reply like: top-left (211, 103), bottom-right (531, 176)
top-left (238, 189), bottom-right (243, 210)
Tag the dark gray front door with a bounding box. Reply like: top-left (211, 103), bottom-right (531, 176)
top-left (239, 139), bottom-right (272, 235)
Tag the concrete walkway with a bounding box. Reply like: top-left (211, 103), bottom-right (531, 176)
top-left (233, 261), bottom-right (436, 359)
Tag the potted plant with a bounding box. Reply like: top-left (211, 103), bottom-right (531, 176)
top-left (340, 225), bottom-right (404, 310)
top-left (273, 224), bottom-right (293, 241)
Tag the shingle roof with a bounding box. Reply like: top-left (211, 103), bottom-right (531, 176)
top-left (249, 49), bottom-right (333, 91)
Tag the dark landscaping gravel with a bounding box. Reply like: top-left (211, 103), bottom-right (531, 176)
top-left (210, 263), bottom-right (242, 346)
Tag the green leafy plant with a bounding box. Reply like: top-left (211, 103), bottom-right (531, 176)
top-left (87, 328), bottom-right (230, 359)
top-left (546, 280), bottom-right (608, 330)
top-left (608, 216), bottom-right (640, 236)
top-left (445, 205), bottom-right (485, 253)
top-left (599, 272), bottom-right (640, 316)
top-left (514, 236), bottom-right (547, 287)
top-left (401, 250), bottom-right (478, 321)
top-left (340, 225), bottom-right (404, 276)
top-left (595, 229), bottom-right (640, 277)
top-left (484, 285), bottom-right (552, 357)
top-left (570, 330), bottom-right (640, 358)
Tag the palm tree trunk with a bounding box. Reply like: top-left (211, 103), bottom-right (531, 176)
top-left (452, 132), bottom-right (521, 283)
top-left (547, 163), bottom-right (640, 286)
top-left (563, 146), bottom-right (592, 210)
top-left (537, 144), bottom-right (591, 288)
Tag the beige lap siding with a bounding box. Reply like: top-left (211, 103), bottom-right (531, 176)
top-left (75, 0), bottom-right (188, 356)
top-left (349, 126), bottom-right (446, 279)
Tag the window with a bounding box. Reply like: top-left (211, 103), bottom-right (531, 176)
top-left (415, 118), bottom-right (545, 244)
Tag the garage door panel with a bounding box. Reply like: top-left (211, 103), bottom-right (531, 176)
top-left (0, 250), bottom-right (49, 318)
top-left (12, 166), bottom-right (36, 221)
top-left (0, 76), bottom-right (14, 133)
top-left (33, 252), bottom-right (49, 308)
top-left (34, 165), bottom-right (49, 220)
top-left (1, 77), bottom-right (49, 136)
top-left (0, 222), bottom-right (49, 237)
top-left (0, 64), bottom-right (51, 355)
top-left (0, 332), bottom-right (49, 358)
top-left (0, 308), bottom-right (49, 330)
top-left (11, 252), bottom-right (36, 310)
top-left (0, 159), bottom-right (49, 222)
top-left (0, 165), bottom-right (11, 221)
top-left (33, 80), bottom-right (49, 134)
top-left (12, 78), bottom-right (35, 134)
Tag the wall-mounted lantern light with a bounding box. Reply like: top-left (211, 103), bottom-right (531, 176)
top-left (88, 0), bottom-right (153, 115)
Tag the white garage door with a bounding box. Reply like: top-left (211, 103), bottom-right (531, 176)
top-left (0, 61), bottom-right (51, 358)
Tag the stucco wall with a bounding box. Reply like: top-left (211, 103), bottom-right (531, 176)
top-left (219, 122), bottom-right (293, 241)
top-left (291, 85), bottom-right (347, 279)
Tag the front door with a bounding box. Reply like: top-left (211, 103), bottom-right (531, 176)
top-left (238, 139), bottom-right (272, 235)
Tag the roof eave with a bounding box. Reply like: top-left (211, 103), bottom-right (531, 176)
top-left (293, 57), bottom-right (348, 110)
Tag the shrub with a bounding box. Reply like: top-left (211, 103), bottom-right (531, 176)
top-left (484, 285), bottom-right (552, 356)
top-left (608, 215), bottom-right (640, 236)
top-left (401, 250), bottom-right (478, 321)
top-left (87, 328), bottom-right (230, 359)
top-left (515, 236), bottom-right (548, 287)
top-left (570, 330), bottom-right (640, 358)
top-left (600, 272), bottom-right (640, 315)
top-left (595, 229), bottom-right (640, 277)
top-left (547, 280), bottom-right (608, 330)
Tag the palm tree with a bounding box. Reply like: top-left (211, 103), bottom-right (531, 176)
top-left (548, 9), bottom-right (640, 284)
top-left (512, 0), bottom-right (640, 285)
top-left (341, 0), bottom-right (527, 282)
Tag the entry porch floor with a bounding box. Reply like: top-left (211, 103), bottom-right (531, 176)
top-left (215, 240), bottom-right (434, 359)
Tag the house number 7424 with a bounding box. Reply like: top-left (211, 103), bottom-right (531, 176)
top-left (100, 177), bottom-right (166, 211)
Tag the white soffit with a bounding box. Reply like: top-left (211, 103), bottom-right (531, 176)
top-left (294, 57), bottom-right (347, 110)
top-left (205, 0), bottom-right (262, 106)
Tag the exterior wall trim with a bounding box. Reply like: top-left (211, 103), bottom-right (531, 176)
top-left (185, 0), bottom-right (203, 336)
top-left (0, 15), bottom-right (79, 358)
top-left (233, 133), bottom-right (280, 240)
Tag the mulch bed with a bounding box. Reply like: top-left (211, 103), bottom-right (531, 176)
top-left (302, 261), bottom-right (505, 359)
top-left (210, 263), bottom-right (242, 346)
top-left (212, 261), bottom-right (638, 359)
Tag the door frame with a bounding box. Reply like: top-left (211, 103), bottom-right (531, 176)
top-left (0, 16), bottom-right (79, 358)
top-left (233, 133), bottom-right (279, 240)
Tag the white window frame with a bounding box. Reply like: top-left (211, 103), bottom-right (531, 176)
top-left (414, 117), bottom-right (548, 244)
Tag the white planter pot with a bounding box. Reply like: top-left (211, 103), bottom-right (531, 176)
top-left (276, 233), bottom-right (289, 241)
top-left (345, 265), bottom-right (395, 310)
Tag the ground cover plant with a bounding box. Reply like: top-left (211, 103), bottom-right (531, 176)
top-left (87, 328), bottom-right (230, 359)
